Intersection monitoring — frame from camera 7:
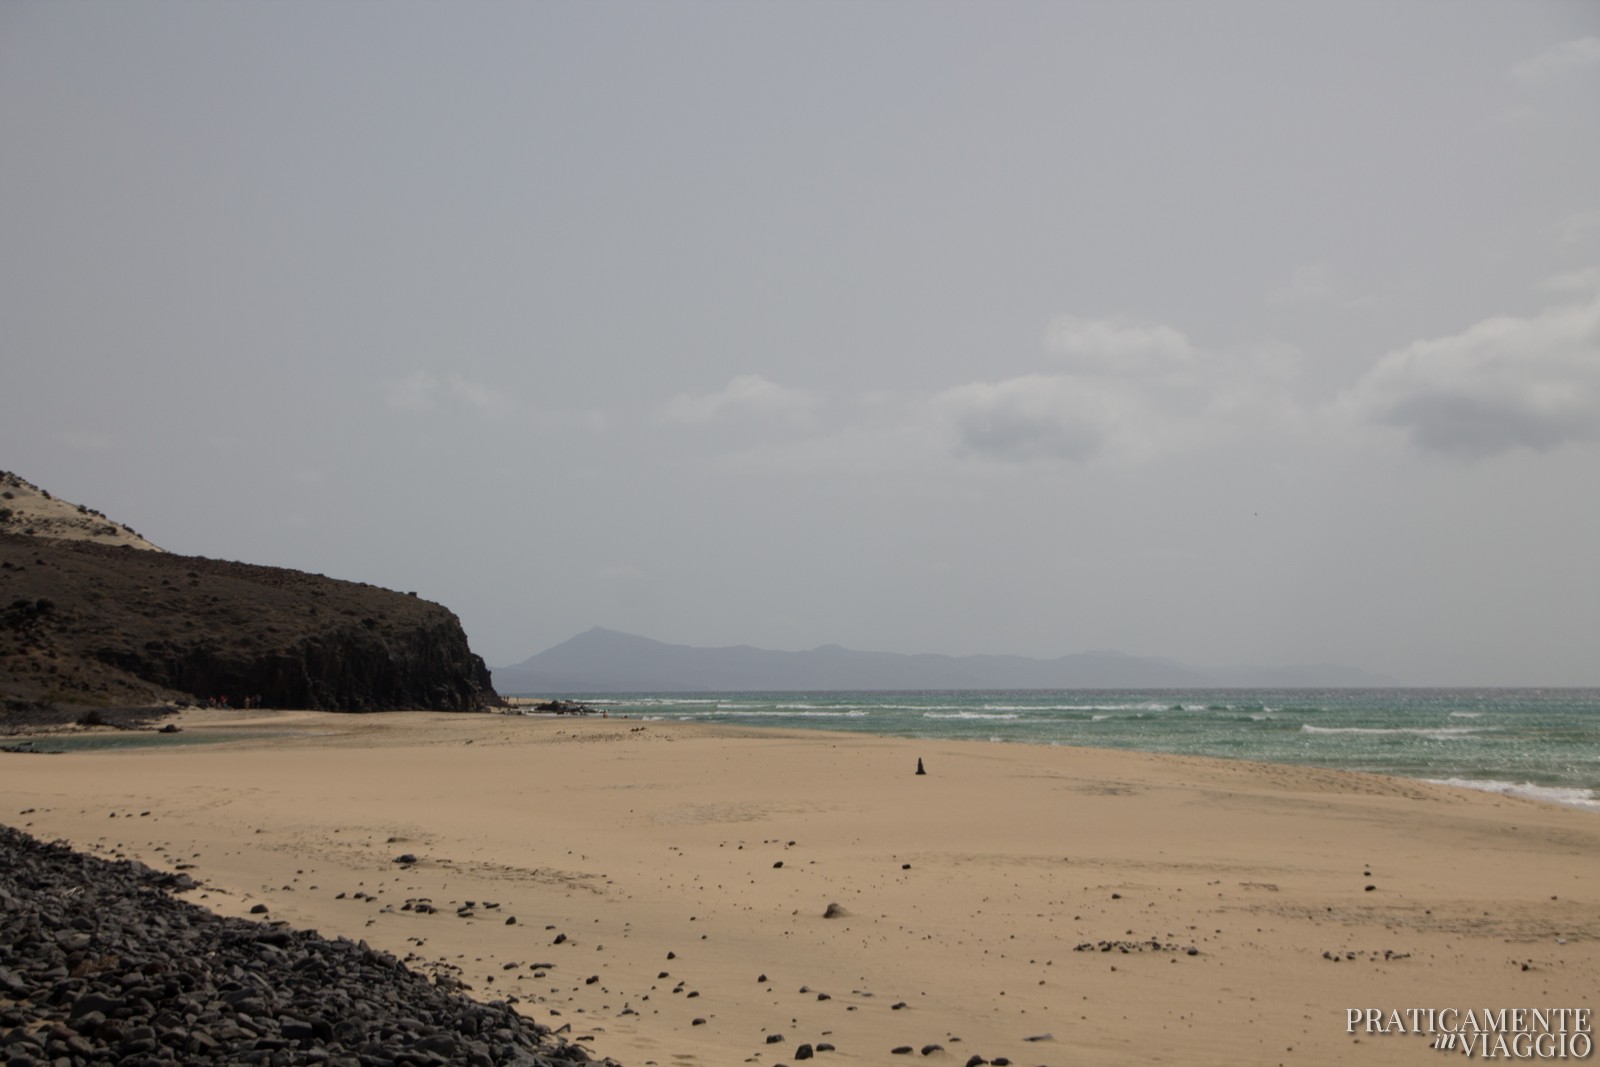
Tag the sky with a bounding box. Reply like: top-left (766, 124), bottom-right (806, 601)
top-left (3, 1), bottom-right (1598, 685)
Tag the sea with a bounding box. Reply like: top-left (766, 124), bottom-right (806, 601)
top-left (556, 688), bottom-right (1600, 812)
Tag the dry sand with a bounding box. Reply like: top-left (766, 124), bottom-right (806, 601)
top-left (3, 709), bottom-right (1597, 1066)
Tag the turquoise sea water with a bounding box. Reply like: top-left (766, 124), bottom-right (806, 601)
top-left (553, 689), bottom-right (1600, 811)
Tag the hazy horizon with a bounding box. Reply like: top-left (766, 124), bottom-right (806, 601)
top-left (4, 2), bottom-right (1597, 686)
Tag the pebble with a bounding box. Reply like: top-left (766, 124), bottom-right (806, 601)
top-left (0, 825), bottom-right (613, 1066)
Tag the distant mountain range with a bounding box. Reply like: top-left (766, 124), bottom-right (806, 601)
top-left (492, 627), bottom-right (1396, 693)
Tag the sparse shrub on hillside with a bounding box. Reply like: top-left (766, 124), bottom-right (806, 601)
top-left (0, 507), bottom-right (12, 523)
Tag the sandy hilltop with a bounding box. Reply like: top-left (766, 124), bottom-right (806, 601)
top-left (0, 472), bottom-right (164, 552)
top-left (3, 709), bottom-right (1596, 1067)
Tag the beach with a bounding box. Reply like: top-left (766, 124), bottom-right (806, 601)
top-left (3, 709), bottom-right (1597, 1066)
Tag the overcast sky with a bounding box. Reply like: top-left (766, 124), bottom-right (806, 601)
top-left (4, 2), bottom-right (1598, 685)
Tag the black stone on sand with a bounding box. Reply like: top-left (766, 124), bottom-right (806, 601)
top-left (0, 824), bottom-right (616, 1066)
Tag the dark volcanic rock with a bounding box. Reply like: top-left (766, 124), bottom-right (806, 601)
top-left (0, 824), bottom-right (610, 1066)
top-left (0, 533), bottom-right (498, 711)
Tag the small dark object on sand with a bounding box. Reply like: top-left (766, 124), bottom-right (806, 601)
top-left (916, 758), bottom-right (926, 775)
top-left (823, 903), bottom-right (847, 919)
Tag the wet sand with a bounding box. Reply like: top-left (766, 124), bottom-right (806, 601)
top-left (2, 708), bottom-right (1597, 1066)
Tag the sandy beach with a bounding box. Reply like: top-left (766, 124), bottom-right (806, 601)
top-left (2, 709), bottom-right (1596, 1066)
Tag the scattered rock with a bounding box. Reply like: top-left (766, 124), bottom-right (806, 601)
top-left (0, 824), bottom-right (607, 1066)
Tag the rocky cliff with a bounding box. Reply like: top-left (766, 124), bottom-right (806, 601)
top-left (1, 532), bottom-right (499, 712)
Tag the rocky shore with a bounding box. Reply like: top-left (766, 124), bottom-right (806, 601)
top-left (0, 825), bottom-right (615, 1067)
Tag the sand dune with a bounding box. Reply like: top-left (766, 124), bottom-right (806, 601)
top-left (3, 710), bottom-right (1596, 1066)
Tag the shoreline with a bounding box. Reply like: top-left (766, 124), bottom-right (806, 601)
top-left (15, 700), bottom-right (1600, 814)
top-left (3, 708), bottom-right (1598, 1065)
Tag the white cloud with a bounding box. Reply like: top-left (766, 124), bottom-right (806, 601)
top-left (1510, 36), bottom-right (1600, 81)
top-left (1271, 262), bottom-right (1338, 305)
top-left (667, 320), bottom-right (1309, 474)
top-left (1559, 209), bottom-right (1600, 246)
top-left (933, 317), bottom-right (1303, 465)
top-left (931, 374), bottom-right (1126, 462)
top-left (1540, 267), bottom-right (1600, 294)
top-left (383, 371), bottom-right (441, 412)
top-left (656, 374), bottom-right (817, 426)
top-left (1044, 314), bottom-right (1195, 373)
top-left (1341, 293), bottom-right (1600, 457)
top-left (381, 371), bottom-right (514, 416)
top-left (446, 375), bottom-right (512, 414)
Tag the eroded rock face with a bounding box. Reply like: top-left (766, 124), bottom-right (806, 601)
top-left (2, 533), bottom-right (499, 711)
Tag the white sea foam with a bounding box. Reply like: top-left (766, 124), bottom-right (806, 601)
top-left (1425, 778), bottom-right (1600, 812)
top-left (1449, 711), bottom-right (1484, 719)
top-left (1300, 725), bottom-right (1484, 740)
top-left (695, 708), bottom-right (867, 718)
top-left (1090, 714), bottom-right (1112, 722)
top-left (924, 711), bottom-right (1020, 721)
